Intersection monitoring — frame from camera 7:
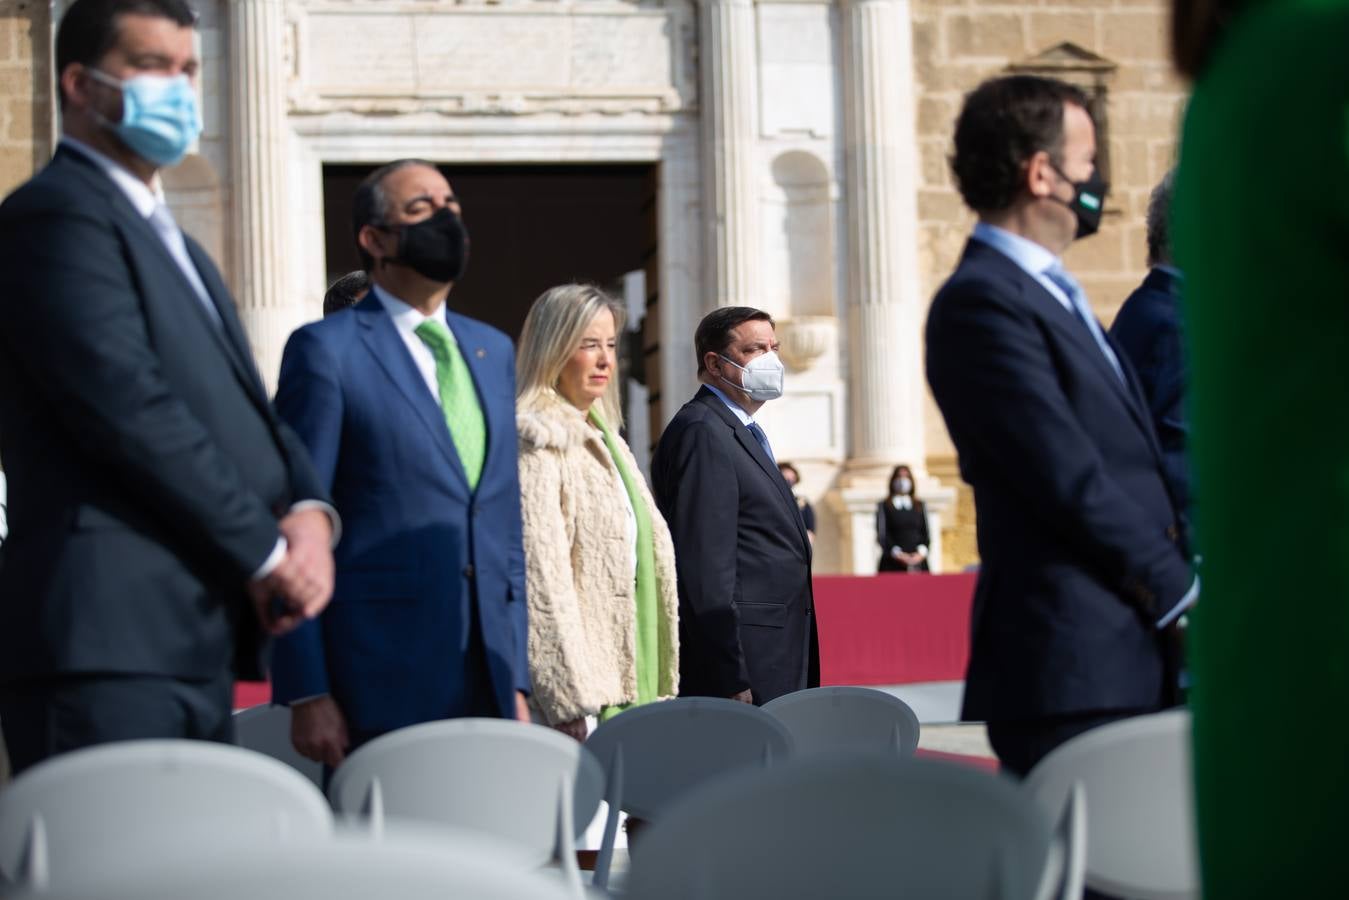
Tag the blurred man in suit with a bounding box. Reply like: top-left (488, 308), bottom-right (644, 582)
top-left (1110, 171), bottom-right (1190, 520)
top-left (926, 75), bottom-right (1195, 776)
top-left (651, 307), bottom-right (818, 705)
top-left (0, 0), bottom-right (335, 775)
top-left (271, 160), bottom-right (530, 769)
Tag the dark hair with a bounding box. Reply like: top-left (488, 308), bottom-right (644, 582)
top-left (56, 0), bottom-right (196, 108)
top-left (351, 159), bottom-right (440, 270)
top-left (951, 75), bottom-right (1090, 215)
top-left (777, 462), bottom-right (800, 484)
top-left (1172, 0), bottom-right (1247, 79)
top-left (694, 306), bottom-right (774, 375)
top-left (887, 464), bottom-right (919, 502)
top-left (323, 270), bottom-right (369, 317)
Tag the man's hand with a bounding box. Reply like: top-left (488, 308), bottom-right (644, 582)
top-left (251, 509), bottom-right (335, 634)
top-left (291, 695), bottom-right (350, 768)
top-left (554, 717), bottom-right (588, 741)
top-left (515, 691), bottom-right (531, 723)
top-left (729, 688), bottom-right (753, 704)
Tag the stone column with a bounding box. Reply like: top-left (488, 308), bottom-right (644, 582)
top-left (229, 0), bottom-right (300, 393)
top-left (831, 0), bottom-right (938, 570)
top-left (697, 0), bottom-right (760, 310)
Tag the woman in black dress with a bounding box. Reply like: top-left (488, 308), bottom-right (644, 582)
top-left (876, 464), bottom-right (930, 573)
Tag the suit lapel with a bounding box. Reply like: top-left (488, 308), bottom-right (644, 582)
top-left (695, 388), bottom-right (810, 548)
top-left (181, 237), bottom-right (270, 400)
top-left (355, 296), bottom-right (471, 496)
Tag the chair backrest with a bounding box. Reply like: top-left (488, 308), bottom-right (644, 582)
top-left (232, 704), bottom-right (324, 789)
top-left (327, 718), bottom-right (604, 869)
top-left (1024, 708), bottom-right (1199, 900)
top-left (763, 686), bottom-right (921, 756)
top-left (0, 740), bottom-right (332, 890)
top-left (1, 833), bottom-right (577, 900)
top-left (583, 697), bottom-right (794, 819)
top-left (627, 753), bottom-right (1061, 900)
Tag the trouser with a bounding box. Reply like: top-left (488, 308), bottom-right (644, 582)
top-left (0, 669), bottom-right (234, 778)
top-left (985, 709), bottom-right (1143, 780)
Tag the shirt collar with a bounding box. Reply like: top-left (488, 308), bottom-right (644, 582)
top-left (704, 382), bottom-right (754, 426)
top-left (371, 283), bottom-right (451, 340)
top-left (60, 136), bottom-right (164, 219)
top-left (971, 221), bottom-right (1061, 280)
top-left (1154, 264), bottom-right (1184, 280)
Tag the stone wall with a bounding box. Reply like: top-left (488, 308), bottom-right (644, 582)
top-left (912, 0), bottom-right (1187, 570)
top-left (0, 0), bottom-right (49, 196)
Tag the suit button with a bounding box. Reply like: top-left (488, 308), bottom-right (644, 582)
top-left (1166, 525), bottom-right (1180, 541)
top-left (463, 565), bottom-right (475, 579)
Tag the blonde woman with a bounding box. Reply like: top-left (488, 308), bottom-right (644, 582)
top-left (516, 284), bottom-right (679, 740)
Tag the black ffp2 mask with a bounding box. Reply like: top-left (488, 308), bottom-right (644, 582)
top-left (1051, 164), bottom-right (1108, 239)
top-left (380, 207), bottom-right (469, 283)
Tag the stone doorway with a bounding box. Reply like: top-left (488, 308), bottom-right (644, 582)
top-left (321, 163), bottom-right (657, 344)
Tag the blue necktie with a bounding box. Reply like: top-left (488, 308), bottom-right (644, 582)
top-left (1044, 263), bottom-right (1125, 385)
top-left (746, 421), bottom-right (775, 462)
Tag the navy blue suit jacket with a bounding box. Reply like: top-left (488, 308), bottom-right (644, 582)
top-left (926, 240), bottom-right (1191, 722)
top-left (270, 294), bottom-right (529, 733)
top-left (1110, 268), bottom-right (1190, 518)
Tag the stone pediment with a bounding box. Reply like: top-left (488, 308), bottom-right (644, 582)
top-left (1009, 42), bottom-right (1117, 77)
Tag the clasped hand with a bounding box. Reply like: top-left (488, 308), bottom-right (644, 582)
top-left (249, 508), bottom-right (335, 635)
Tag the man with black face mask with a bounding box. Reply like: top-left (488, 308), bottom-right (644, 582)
top-left (271, 160), bottom-right (531, 770)
top-left (926, 76), bottom-right (1196, 778)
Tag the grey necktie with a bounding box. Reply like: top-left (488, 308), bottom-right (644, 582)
top-left (148, 202), bottom-right (221, 327)
top-left (1044, 262), bottom-right (1124, 385)
top-left (746, 421), bottom-right (775, 462)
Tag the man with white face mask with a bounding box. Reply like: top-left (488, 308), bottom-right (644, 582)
top-left (652, 307), bottom-right (819, 705)
top-left (0, 0), bottom-right (336, 774)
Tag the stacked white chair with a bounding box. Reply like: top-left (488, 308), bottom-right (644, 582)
top-left (327, 718), bottom-right (604, 896)
top-left (627, 753), bottom-right (1078, 900)
top-left (0, 740), bottom-right (332, 892)
top-left (763, 686), bottom-right (922, 756)
top-left (1025, 708), bottom-right (1199, 900)
top-left (232, 704), bottom-right (324, 789)
top-left (583, 697), bottom-right (794, 889)
top-left (0, 832), bottom-right (577, 899)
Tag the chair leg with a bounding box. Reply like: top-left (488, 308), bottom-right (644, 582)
top-left (18, 814), bottom-right (48, 889)
top-left (593, 744), bottom-right (625, 891)
top-left (556, 775), bottom-right (584, 898)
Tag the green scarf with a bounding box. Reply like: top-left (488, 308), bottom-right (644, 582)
top-left (590, 409), bottom-right (660, 722)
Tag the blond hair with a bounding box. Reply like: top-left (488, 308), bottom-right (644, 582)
top-left (517, 284), bottom-right (626, 429)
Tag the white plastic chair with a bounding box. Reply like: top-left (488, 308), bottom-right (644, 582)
top-left (583, 697), bottom-right (794, 889)
top-left (327, 718), bottom-right (604, 895)
top-left (1025, 708), bottom-right (1199, 900)
top-left (763, 686), bottom-right (922, 756)
top-left (627, 752), bottom-right (1073, 900)
top-left (1, 831), bottom-right (577, 899)
top-left (232, 704), bottom-right (323, 789)
top-left (0, 739), bottom-right (332, 891)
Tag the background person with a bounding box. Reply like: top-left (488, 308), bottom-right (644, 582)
top-left (777, 462), bottom-right (815, 544)
top-left (876, 464), bottom-right (930, 573)
top-left (1109, 170), bottom-right (1190, 520)
top-left (1171, 0), bottom-right (1349, 893)
top-left (322, 269), bottom-right (369, 317)
top-left (651, 307), bottom-right (819, 706)
top-left (0, 0), bottom-right (335, 775)
top-left (925, 75), bottom-right (1194, 777)
top-left (271, 160), bottom-right (530, 769)
top-left (515, 284), bottom-right (679, 741)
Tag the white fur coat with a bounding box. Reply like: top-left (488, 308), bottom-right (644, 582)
top-left (517, 394), bottom-right (679, 725)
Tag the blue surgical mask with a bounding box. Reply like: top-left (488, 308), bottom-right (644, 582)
top-left (89, 69), bottom-right (202, 167)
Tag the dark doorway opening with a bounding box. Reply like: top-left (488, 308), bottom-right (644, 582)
top-left (321, 163), bottom-right (657, 342)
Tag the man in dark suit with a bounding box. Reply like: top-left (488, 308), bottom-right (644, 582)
top-left (0, 0), bottom-right (335, 775)
top-left (1110, 171), bottom-right (1190, 519)
top-left (925, 75), bottom-right (1196, 776)
top-left (271, 160), bottom-right (530, 769)
top-left (651, 307), bottom-right (818, 705)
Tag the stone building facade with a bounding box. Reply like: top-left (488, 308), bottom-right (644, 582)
top-left (3, 0), bottom-right (1187, 574)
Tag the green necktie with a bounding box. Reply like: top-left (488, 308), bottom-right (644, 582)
top-left (414, 319), bottom-right (486, 491)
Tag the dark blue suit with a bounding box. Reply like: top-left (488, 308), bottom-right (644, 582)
top-left (270, 293), bottom-right (529, 736)
top-left (926, 239), bottom-right (1191, 772)
top-left (1109, 268), bottom-right (1189, 518)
